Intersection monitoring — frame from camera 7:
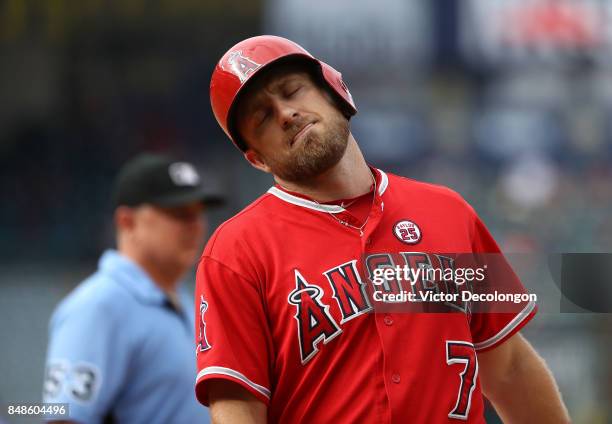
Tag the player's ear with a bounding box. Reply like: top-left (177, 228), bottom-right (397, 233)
top-left (114, 206), bottom-right (136, 231)
top-left (244, 149), bottom-right (271, 174)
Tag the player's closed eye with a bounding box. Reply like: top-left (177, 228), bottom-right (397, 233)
top-left (286, 86), bottom-right (301, 97)
top-left (255, 109), bottom-right (270, 127)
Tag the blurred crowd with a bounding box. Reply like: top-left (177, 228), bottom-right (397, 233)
top-left (1, 0), bottom-right (610, 263)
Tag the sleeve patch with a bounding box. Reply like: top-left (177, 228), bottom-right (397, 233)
top-left (197, 295), bottom-right (212, 352)
top-left (43, 360), bottom-right (101, 404)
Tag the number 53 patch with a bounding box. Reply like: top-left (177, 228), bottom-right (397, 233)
top-left (44, 361), bottom-right (100, 403)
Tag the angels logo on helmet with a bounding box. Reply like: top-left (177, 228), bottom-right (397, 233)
top-left (224, 50), bottom-right (261, 83)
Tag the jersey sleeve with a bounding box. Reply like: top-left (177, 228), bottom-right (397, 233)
top-left (195, 256), bottom-right (273, 406)
top-left (468, 213), bottom-right (537, 352)
top-left (43, 295), bottom-right (129, 423)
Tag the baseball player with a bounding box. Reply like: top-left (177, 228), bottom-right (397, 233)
top-left (43, 153), bottom-right (222, 423)
top-left (195, 36), bottom-right (569, 423)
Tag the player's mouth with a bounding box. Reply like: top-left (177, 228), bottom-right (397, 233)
top-left (290, 121), bottom-right (316, 147)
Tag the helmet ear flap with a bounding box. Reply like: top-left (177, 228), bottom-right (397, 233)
top-left (319, 62), bottom-right (357, 118)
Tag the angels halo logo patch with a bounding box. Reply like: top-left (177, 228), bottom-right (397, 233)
top-left (225, 50), bottom-right (261, 83)
top-left (393, 220), bottom-right (421, 244)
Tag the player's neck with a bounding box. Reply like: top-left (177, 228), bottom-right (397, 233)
top-left (275, 135), bottom-right (373, 203)
top-left (118, 245), bottom-right (183, 293)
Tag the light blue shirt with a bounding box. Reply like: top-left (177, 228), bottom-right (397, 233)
top-left (43, 250), bottom-right (210, 424)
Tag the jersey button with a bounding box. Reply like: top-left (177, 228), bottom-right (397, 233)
top-left (391, 373), bottom-right (401, 384)
top-left (383, 315), bottom-right (393, 326)
top-left (366, 238), bottom-right (372, 245)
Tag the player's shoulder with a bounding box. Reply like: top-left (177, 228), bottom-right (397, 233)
top-left (203, 191), bottom-right (279, 255)
top-left (386, 172), bottom-right (475, 213)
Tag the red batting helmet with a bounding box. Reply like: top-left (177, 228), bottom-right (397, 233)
top-left (210, 35), bottom-right (357, 151)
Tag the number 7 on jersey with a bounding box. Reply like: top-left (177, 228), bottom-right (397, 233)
top-left (446, 341), bottom-right (478, 420)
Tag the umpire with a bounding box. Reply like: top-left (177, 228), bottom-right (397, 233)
top-left (43, 153), bottom-right (222, 423)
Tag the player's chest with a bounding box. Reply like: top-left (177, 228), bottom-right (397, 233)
top-left (259, 213), bottom-right (474, 364)
top-left (261, 207), bottom-right (474, 295)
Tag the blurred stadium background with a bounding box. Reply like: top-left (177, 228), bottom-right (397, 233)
top-left (0, 0), bottom-right (610, 422)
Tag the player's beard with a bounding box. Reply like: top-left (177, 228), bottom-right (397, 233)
top-left (264, 114), bottom-right (350, 184)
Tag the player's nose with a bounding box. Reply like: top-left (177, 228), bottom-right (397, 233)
top-left (273, 99), bottom-right (300, 130)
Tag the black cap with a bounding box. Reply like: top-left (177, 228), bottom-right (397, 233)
top-left (113, 153), bottom-right (225, 208)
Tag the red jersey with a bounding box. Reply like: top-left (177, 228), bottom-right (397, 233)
top-left (195, 169), bottom-right (536, 423)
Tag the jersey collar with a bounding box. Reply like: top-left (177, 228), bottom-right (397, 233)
top-left (267, 168), bottom-right (388, 213)
top-left (99, 249), bottom-right (167, 305)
